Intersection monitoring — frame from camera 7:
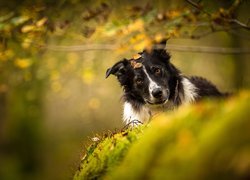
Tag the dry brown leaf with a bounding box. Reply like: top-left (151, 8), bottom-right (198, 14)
top-left (130, 60), bottom-right (142, 69)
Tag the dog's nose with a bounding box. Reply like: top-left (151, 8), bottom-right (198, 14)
top-left (152, 88), bottom-right (163, 98)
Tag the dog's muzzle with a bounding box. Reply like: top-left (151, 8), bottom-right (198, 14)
top-left (146, 88), bottom-right (169, 105)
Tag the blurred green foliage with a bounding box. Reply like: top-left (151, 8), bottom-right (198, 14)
top-left (0, 0), bottom-right (249, 179)
top-left (74, 92), bottom-right (250, 180)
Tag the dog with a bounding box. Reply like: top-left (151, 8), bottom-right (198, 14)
top-left (106, 40), bottom-right (227, 126)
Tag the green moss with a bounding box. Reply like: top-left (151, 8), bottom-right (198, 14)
top-left (74, 127), bottom-right (145, 180)
top-left (74, 92), bottom-right (250, 180)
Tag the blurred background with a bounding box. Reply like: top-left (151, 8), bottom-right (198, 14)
top-left (0, 0), bottom-right (249, 179)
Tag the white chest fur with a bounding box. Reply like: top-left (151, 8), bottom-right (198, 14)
top-left (123, 102), bottom-right (151, 124)
top-left (181, 77), bottom-right (198, 103)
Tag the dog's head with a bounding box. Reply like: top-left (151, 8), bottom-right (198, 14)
top-left (106, 40), bottom-right (180, 105)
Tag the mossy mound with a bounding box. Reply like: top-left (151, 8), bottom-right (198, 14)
top-left (74, 92), bottom-right (250, 180)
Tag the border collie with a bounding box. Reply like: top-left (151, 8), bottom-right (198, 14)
top-left (106, 40), bottom-right (226, 126)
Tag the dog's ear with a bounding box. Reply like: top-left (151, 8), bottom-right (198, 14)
top-left (105, 59), bottom-right (129, 78)
top-left (156, 38), bottom-right (168, 47)
top-left (153, 38), bottom-right (168, 53)
top-left (152, 38), bottom-right (170, 61)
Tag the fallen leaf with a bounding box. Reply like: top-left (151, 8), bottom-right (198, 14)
top-left (133, 54), bottom-right (141, 60)
top-left (131, 60), bottom-right (142, 69)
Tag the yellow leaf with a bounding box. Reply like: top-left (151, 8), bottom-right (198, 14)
top-left (14, 58), bottom-right (32, 69)
top-left (21, 38), bottom-right (32, 49)
top-left (129, 33), bottom-right (147, 44)
top-left (166, 10), bottom-right (181, 19)
top-left (133, 54), bottom-right (141, 60)
top-left (154, 34), bottom-right (164, 43)
top-left (133, 39), bottom-right (152, 51)
top-left (21, 25), bottom-right (36, 33)
top-left (36, 17), bottom-right (47, 27)
top-left (128, 19), bottom-right (144, 32)
top-left (122, 19), bottom-right (144, 35)
top-left (167, 28), bottom-right (180, 38)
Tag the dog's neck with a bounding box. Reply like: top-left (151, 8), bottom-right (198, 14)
top-left (122, 77), bottom-right (198, 125)
top-left (123, 102), bottom-right (151, 125)
top-left (180, 77), bottom-right (198, 104)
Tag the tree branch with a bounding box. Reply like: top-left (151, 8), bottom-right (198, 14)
top-left (39, 44), bottom-right (250, 54)
top-left (185, 0), bottom-right (210, 15)
top-left (185, 0), bottom-right (250, 31)
top-left (228, 19), bottom-right (250, 30)
top-left (166, 44), bottom-right (250, 54)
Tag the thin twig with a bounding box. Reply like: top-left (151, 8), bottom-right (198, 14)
top-left (190, 28), bottom-right (225, 39)
top-left (228, 19), bottom-right (250, 30)
top-left (41, 44), bottom-right (117, 51)
top-left (166, 44), bottom-right (250, 54)
top-left (185, 0), bottom-right (210, 15)
top-left (39, 43), bottom-right (250, 54)
top-left (228, 0), bottom-right (242, 13)
top-left (185, 0), bottom-right (201, 10)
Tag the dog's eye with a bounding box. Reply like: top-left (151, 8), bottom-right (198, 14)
top-left (154, 68), bottom-right (161, 75)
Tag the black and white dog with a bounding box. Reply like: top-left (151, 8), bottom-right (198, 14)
top-left (106, 40), bottom-right (226, 126)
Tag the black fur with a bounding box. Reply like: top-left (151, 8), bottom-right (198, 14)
top-left (189, 76), bottom-right (223, 99)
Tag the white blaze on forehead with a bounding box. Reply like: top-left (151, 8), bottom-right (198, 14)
top-left (142, 66), bottom-right (160, 96)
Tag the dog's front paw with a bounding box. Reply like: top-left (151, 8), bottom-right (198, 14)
top-left (123, 119), bottom-right (143, 130)
top-left (131, 119), bottom-right (143, 127)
